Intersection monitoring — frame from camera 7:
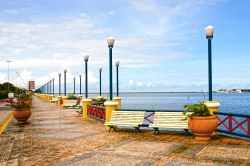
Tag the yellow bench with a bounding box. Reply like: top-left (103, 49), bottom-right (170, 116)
top-left (104, 111), bottom-right (145, 132)
top-left (149, 112), bottom-right (189, 134)
top-left (61, 100), bottom-right (78, 108)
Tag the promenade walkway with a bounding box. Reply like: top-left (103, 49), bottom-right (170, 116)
top-left (0, 102), bottom-right (12, 134)
top-left (0, 96), bottom-right (250, 166)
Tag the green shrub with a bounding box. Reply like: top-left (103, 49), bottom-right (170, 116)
top-left (12, 103), bottom-right (31, 109)
top-left (0, 90), bottom-right (8, 99)
top-left (183, 102), bottom-right (211, 119)
top-left (68, 94), bottom-right (77, 99)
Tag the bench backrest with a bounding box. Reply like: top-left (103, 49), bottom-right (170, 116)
top-left (109, 111), bottom-right (145, 125)
top-left (152, 112), bottom-right (188, 127)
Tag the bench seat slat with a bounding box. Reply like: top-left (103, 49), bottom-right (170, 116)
top-left (61, 100), bottom-right (78, 107)
top-left (104, 111), bottom-right (145, 129)
top-left (151, 112), bottom-right (189, 130)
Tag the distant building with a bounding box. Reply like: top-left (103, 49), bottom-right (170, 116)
top-left (241, 89), bottom-right (250, 93)
top-left (28, 81), bottom-right (35, 91)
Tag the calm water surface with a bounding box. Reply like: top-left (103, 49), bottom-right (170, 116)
top-left (118, 93), bottom-right (250, 114)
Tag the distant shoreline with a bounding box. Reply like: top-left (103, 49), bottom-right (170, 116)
top-left (47, 91), bottom-right (250, 94)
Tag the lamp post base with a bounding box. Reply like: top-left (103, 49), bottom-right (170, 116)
top-left (204, 100), bottom-right (220, 115)
top-left (113, 97), bottom-right (121, 109)
top-left (81, 98), bottom-right (92, 118)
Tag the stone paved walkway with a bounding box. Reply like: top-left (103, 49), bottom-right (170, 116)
top-left (0, 103), bottom-right (12, 134)
top-left (0, 96), bottom-right (250, 166)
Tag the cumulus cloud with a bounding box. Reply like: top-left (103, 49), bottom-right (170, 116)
top-left (0, 0), bottom-right (235, 92)
top-left (0, 72), bottom-right (7, 83)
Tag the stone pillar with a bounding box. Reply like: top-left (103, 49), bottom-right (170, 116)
top-left (204, 100), bottom-right (220, 115)
top-left (62, 96), bottom-right (68, 105)
top-left (50, 95), bottom-right (55, 102)
top-left (47, 94), bottom-right (51, 101)
top-left (104, 101), bottom-right (118, 122)
top-left (78, 95), bottom-right (83, 101)
top-left (113, 97), bottom-right (121, 109)
top-left (204, 100), bottom-right (220, 135)
top-left (57, 96), bottom-right (62, 106)
top-left (81, 98), bottom-right (92, 118)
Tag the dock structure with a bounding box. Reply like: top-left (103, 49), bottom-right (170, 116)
top-left (0, 96), bottom-right (250, 165)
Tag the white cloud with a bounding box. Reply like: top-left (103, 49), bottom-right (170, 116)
top-left (128, 80), bottom-right (135, 86)
top-left (131, 0), bottom-right (159, 14)
top-left (0, 72), bottom-right (7, 83)
top-left (4, 9), bottom-right (19, 15)
top-left (0, 0), bottom-right (236, 92)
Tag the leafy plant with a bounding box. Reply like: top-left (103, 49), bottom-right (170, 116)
top-left (68, 94), bottom-right (77, 99)
top-left (11, 102), bottom-right (31, 109)
top-left (92, 97), bottom-right (107, 103)
top-left (11, 90), bottom-right (32, 110)
top-left (0, 90), bottom-right (8, 99)
top-left (19, 92), bottom-right (32, 100)
top-left (183, 102), bottom-right (211, 119)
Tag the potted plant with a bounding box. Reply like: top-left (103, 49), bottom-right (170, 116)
top-left (183, 102), bottom-right (218, 141)
top-left (68, 94), bottom-right (77, 100)
top-left (22, 92), bottom-right (33, 104)
top-left (91, 98), bottom-right (107, 106)
top-left (11, 92), bottom-right (32, 124)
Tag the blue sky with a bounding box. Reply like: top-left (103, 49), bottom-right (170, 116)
top-left (0, 0), bottom-right (250, 92)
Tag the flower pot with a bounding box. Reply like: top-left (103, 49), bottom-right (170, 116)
top-left (24, 98), bottom-right (32, 104)
top-left (13, 108), bottom-right (32, 124)
top-left (188, 115), bottom-right (218, 141)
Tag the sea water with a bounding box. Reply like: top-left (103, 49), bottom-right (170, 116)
top-left (119, 92), bottom-right (250, 114)
top-left (116, 92), bottom-right (250, 140)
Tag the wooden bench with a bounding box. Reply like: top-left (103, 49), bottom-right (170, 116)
top-left (50, 97), bottom-right (58, 103)
top-left (149, 112), bottom-right (189, 134)
top-left (104, 111), bottom-right (145, 132)
top-left (61, 100), bottom-right (78, 108)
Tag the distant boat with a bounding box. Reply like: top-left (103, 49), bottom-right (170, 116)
top-left (235, 89), bottom-right (242, 93)
top-left (216, 89), bottom-right (228, 93)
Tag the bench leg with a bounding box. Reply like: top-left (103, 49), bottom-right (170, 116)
top-left (184, 129), bottom-right (190, 135)
top-left (76, 111), bottom-right (82, 117)
top-left (134, 127), bottom-right (141, 133)
top-left (109, 126), bottom-right (115, 132)
top-left (153, 128), bottom-right (160, 135)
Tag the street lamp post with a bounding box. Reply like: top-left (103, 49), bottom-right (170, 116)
top-left (6, 60), bottom-right (11, 92)
top-left (47, 82), bottom-right (49, 94)
top-left (52, 78), bottom-right (54, 95)
top-left (49, 80), bottom-right (52, 94)
top-left (99, 67), bottom-right (102, 96)
top-left (58, 73), bottom-right (61, 95)
top-left (107, 37), bottom-right (115, 100)
top-left (64, 69), bottom-right (67, 96)
top-left (115, 61), bottom-right (120, 97)
top-left (79, 75), bottom-right (82, 95)
top-left (84, 54), bottom-right (90, 98)
top-left (205, 25), bottom-right (214, 101)
top-left (73, 77), bottom-right (76, 95)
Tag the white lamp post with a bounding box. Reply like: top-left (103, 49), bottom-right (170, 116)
top-left (84, 54), bottom-right (90, 98)
top-left (205, 25), bottom-right (214, 101)
top-left (6, 60), bottom-right (11, 92)
top-left (115, 60), bottom-right (120, 96)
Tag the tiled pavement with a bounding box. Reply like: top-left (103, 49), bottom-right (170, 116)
top-left (0, 97), bottom-right (250, 166)
top-left (0, 105), bottom-right (12, 134)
